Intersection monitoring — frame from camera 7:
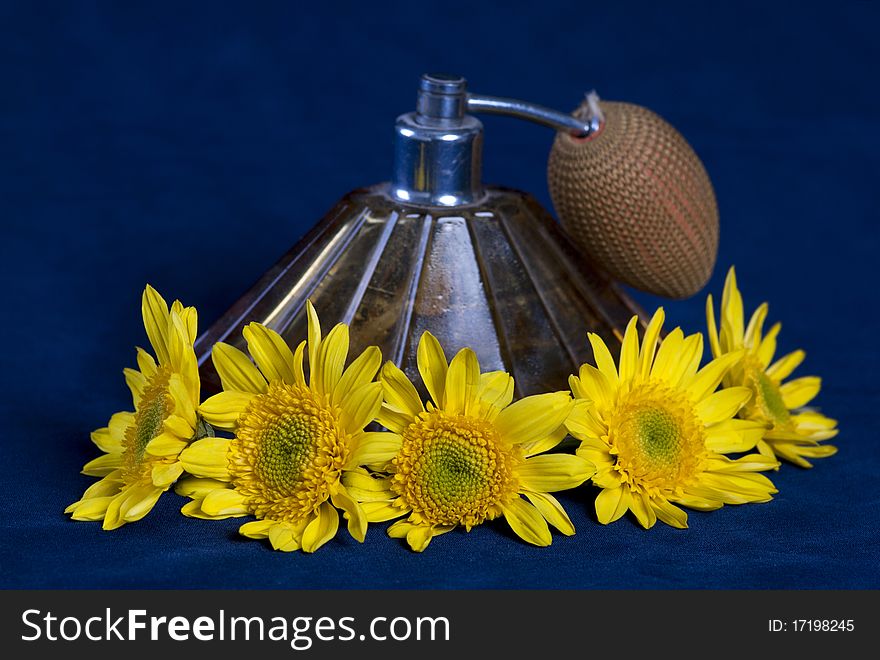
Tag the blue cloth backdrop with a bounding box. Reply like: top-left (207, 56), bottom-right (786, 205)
top-left (1, 1), bottom-right (878, 588)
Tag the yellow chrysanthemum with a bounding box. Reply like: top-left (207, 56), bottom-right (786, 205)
top-left (706, 267), bottom-right (838, 467)
top-left (345, 331), bottom-right (593, 552)
top-left (65, 286), bottom-right (201, 529)
top-left (177, 301), bottom-right (392, 553)
top-left (567, 309), bottom-right (779, 529)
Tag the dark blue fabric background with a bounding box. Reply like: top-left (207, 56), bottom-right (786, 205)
top-left (1, 1), bottom-right (878, 588)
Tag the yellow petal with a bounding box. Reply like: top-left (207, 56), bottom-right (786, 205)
top-left (699, 473), bottom-right (776, 503)
top-left (121, 486), bottom-right (164, 522)
top-left (577, 363), bottom-right (614, 410)
top-left (628, 491), bottom-right (657, 529)
top-left (124, 368), bottom-right (146, 406)
top-left (145, 432), bottom-right (188, 457)
top-left (707, 453), bottom-right (779, 473)
top-left (200, 488), bottom-right (249, 517)
top-left (523, 491), bottom-right (575, 535)
top-left (773, 442), bottom-right (837, 467)
top-left (239, 519), bottom-right (274, 539)
top-left (341, 382), bottom-right (383, 433)
top-left (346, 431), bottom-right (402, 469)
top-left (292, 339), bottom-right (307, 387)
top-left (757, 322), bottom-right (781, 368)
top-left (417, 331), bottom-right (448, 407)
top-left (243, 323), bottom-right (298, 385)
top-left (211, 342), bottom-right (268, 394)
top-left (301, 501), bottom-right (339, 552)
top-left (136, 346), bottom-right (157, 377)
top-left (175, 303), bottom-right (198, 344)
top-left (705, 418), bottom-right (766, 453)
top-left (695, 387), bottom-right (752, 425)
top-left (377, 406), bottom-right (412, 434)
top-left (592, 466), bottom-right (623, 489)
top-left (199, 391), bottom-right (255, 430)
top-left (151, 462), bottom-right (184, 488)
top-left (686, 350), bottom-right (743, 402)
top-left (651, 328), bottom-right (684, 381)
top-left (75, 473), bottom-right (123, 502)
top-left (791, 410), bottom-right (838, 432)
top-left (314, 323), bottom-right (349, 396)
top-left (565, 400), bottom-right (607, 441)
top-left (90, 427), bottom-right (121, 453)
top-left (443, 348), bottom-right (481, 415)
top-left (388, 520), bottom-right (418, 538)
top-left (476, 371), bottom-right (514, 420)
top-left (638, 307), bottom-right (665, 379)
top-left (766, 350), bottom-right (805, 381)
top-left (720, 266), bottom-right (744, 350)
top-left (661, 332), bottom-right (703, 388)
top-left (405, 524), bottom-right (436, 552)
top-left (180, 499), bottom-right (222, 520)
top-left (108, 411), bottom-right (134, 442)
top-left (69, 496), bottom-right (114, 521)
top-left (521, 422), bottom-right (569, 457)
top-left (502, 497), bottom-right (551, 547)
top-left (594, 485), bottom-right (632, 524)
top-left (651, 498), bottom-right (688, 529)
top-left (705, 294), bottom-right (722, 359)
top-left (495, 392), bottom-right (572, 446)
top-left (101, 492), bottom-right (129, 530)
top-left (82, 452), bottom-right (123, 477)
top-left (306, 300), bottom-right (322, 389)
top-left (568, 375), bottom-right (588, 401)
top-left (142, 285), bottom-right (171, 365)
top-left (743, 302), bottom-right (769, 349)
top-left (174, 477), bottom-right (230, 498)
top-left (163, 414), bottom-right (193, 438)
top-left (334, 345), bottom-right (381, 406)
top-left (673, 492), bottom-right (723, 511)
top-left (517, 454), bottom-right (595, 492)
top-left (268, 521), bottom-right (306, 552)
top-left (341, 469), bottom-right (395, 502)
top-left (618, 316), bottom-right (640, 383)
top-left (167, 312), bottom-right (199, 402)
top-left (362, 501), bottom-right (406, 522)
top-left (780, 376), bottom-right (821, 409)
top-left (167, 373), bottom-right (197, 425)
top-left (179, 438), bottom-right (231, 480)
top-left (330, 487), bottom-right (367, 542)
top-left (576, 445), bottom-right (614, 472)
top-left (380, 361), bottom-right (424, 418)
top-left (587, 332), bottom-right (619, 387)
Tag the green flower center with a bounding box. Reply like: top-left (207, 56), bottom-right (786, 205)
top-left (424, 438), bottom-right (491, 504)
top-left (231, 382), bottom-right (348, 522)
top-left (755, 372), bottom-right (791, 427)
top-left (392, 411), bottom-right (520, 529)
top-left (625, 408), bottom-right (682, 466)
top-left (122, 366), bottom-right (171, 481)
top-left (253, 414), bottom-right (319, 493)
top-left (607, 382), bottom-right (705, 493)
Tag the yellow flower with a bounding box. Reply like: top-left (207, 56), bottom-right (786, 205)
top-left (567, 309), bottom-right (779, 529)
top-left (706, 267), bottom-right (838, 467)
top-left (177, 302), bottom-right (391, 553)
top-left (345, 331), bottom-right (593, 552)
top-left (66, 286), bottom-right (201, 529)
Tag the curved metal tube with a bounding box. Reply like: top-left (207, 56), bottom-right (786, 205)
top-left (466, 93), bottom-right (598, 137)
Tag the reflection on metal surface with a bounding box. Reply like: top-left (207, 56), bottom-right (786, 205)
top-left (195, 185), bottom-right (645, 397)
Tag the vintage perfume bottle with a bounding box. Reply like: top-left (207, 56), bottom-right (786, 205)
top-left (194, 74), bottom-right (703, 396)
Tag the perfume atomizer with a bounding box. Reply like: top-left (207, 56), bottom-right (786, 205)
top-left (195, 73), bottom-right (719, 396)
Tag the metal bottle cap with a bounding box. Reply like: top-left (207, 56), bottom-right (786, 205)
top-left (391, 73), bottom-right (600, 207)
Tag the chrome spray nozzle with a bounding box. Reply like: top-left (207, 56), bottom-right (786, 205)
top-left (392, 73), bottom-right (602, 207)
